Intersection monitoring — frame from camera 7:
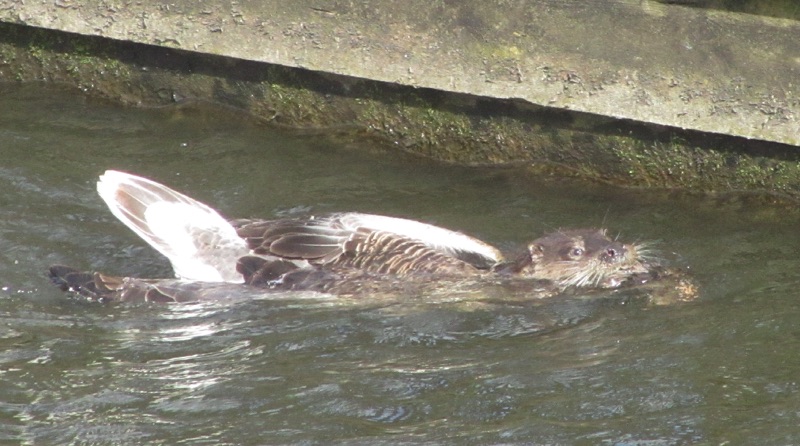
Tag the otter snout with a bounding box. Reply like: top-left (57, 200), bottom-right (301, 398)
top-left (599, 243), bottom-right (627, 263)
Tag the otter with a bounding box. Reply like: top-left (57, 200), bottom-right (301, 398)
top-left (48, 171), bottom-right (676, 303)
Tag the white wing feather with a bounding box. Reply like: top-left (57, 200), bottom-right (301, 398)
top-left (337, 213), bottom-right (504, 265)
top-left (97, 170), bottom-right (249, 282)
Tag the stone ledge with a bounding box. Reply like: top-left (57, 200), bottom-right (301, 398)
top-left (1, 0), bottom-right (797, 145)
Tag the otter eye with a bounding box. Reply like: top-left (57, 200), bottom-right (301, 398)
top-left (569, 247), bottom-right (584, 258)
top-left (606, 248), bottom-right (618, 257)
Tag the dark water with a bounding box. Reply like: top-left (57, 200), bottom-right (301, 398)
top-left (2, 83), bottom-right (800, 445)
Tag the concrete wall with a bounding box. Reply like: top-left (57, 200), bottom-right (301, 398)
top-left (1, 1), bottom-right (799, 198)
top-left (2, 0), bottom-right (797, 145)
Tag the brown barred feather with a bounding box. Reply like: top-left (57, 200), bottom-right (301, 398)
top-left (268, 234), bottom-right (344, 259)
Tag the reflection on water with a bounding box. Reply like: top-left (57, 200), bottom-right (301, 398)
top-left (2, 83), bottom-right (800, 444)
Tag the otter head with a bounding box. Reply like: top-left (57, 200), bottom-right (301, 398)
top-left (510, 229), bottom-right (652, 289)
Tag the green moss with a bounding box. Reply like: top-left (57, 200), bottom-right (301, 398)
top-left (2, 21), bottom-right (800, 201)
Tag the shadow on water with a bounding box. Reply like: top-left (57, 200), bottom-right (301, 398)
top-left (3, 83), bottom-right (800, 444)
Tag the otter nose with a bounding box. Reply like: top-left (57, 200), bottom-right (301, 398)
top-left (601, 243), bottom-right (626, 262)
